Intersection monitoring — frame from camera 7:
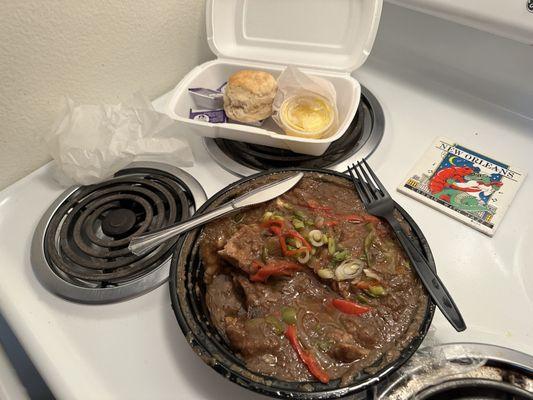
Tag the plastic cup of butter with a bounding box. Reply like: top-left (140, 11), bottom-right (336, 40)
top-left (279, 93), bottom-right (335, 139)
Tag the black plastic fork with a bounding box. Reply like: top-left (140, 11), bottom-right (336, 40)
top-left (348, 159), bottom-right (466, 332)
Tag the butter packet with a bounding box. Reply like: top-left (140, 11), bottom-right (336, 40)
top-left (189, 108), bottom-right (227, 123)
top-left (188, 82), bottom-right (226, 109)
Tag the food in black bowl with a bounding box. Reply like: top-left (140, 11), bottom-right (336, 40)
top-left (170, 169), bottom-right (435, 399)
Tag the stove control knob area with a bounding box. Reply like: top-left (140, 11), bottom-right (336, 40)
top-left (528, 0), bottom-right (533, 12)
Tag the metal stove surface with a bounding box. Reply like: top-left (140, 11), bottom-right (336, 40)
top-left (205, 86), bottom-right (384, 176)
top-left (31, 161), bottom-right (206, 304)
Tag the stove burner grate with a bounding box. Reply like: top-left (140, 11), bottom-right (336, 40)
top-left (32, 162), bottom-right (206, 303)
top-left (45, 174), bottom-right (188, 285)
top-left (205, 85), bottom-right (384, 176)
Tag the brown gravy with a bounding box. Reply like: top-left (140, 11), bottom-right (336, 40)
top-left (199, 174), bottom-right (428, 384)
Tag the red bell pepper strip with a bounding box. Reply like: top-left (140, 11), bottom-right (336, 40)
top-left (251, 260), bottom-right (265, 272)
top-left (363, 214), bottom-right (381, 225)
top-left (285, 247), bottom-right (308, 257)
top-left (306, 199), bottom-right (333, 212)
top-left (331, 298), bottom-right (371, 315)
top-left (270, 225), bottom-right (282, 236)
top-left (278, 235), bottom-right (289, 254)
top-left (264, 219), bottom-right (284, 232)
top-left (262, 219), bottom-right (284, 236)
top-left (321, 214), bottom-right (365, 228)
top-left (343, 214), bottom-right (364, 223)
top-left (278, 230), bottom-right (312, 256)
top-left (250, 260), bottom-right (301, 282)
top-left (285, 325), bottom-right (330, 384)
top-left (355, 281), bottom-right (371, 290)
top-left (285, 230), bottom-right (312, 251)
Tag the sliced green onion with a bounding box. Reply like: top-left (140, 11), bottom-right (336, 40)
top-left (294, 210), bottom-right (307, 220)
top-left (328, 237), bottom-right (336, 255)
top-left (297, 248), bottom-right (310, 264)
top-left (281, 307), bottom-right (297, 325)
top-left (364, 223), bottom-right (376, 266)
top-left (286, 237), bottom-right (302, 248)
top-left (356, 293), bottom-right (370, 304)
top-left (368, 285), bottom-right (386, 297)
top-left (333, 250), bottom-right (349, 262)
top-left (271, 215), bottom-right (285, 222)
top-left (292, 218), bottom-right (305, 230)
top-left (334, 259), bottom-right (364, 281)
top-left (309, 230), bottom-right (324, 247)
top-left (261, 247), bottom-right (269, 263)
top-left (276, 198), bottom-right (293, 210)
top-left (311, 247), bottom-right (317, 256)
top-left (310, 230), bottom-right (323, 241)
top-left (317, 268), bottom-right (334, 279)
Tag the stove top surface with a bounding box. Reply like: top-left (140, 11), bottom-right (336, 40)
top-left (31, 162), bottom-right (206, 303)
top-left (1, 62), bottom-right (532, 399)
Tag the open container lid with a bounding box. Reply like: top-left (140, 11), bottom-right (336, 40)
top-left (206, 0), bottom-right (383, 73)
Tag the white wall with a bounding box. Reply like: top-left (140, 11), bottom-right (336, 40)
top-left (0, 0), bottom-right (213, 189)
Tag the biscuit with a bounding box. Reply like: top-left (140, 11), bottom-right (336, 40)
top-left (223, 70), bottom-right (277, 123)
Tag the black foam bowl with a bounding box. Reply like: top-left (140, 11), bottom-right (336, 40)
top-left (169, 168), bottom-right (436, 399)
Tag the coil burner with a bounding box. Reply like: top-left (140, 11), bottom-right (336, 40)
top-left (31, 162), bottom-right (206, 304)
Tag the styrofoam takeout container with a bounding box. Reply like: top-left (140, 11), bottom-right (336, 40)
top-left (167, 0), bottom-right (383, 156)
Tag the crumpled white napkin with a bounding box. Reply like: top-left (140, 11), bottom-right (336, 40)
top-left (44, 92), bottom-right (194, 186)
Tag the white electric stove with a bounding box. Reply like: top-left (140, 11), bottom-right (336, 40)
top-left (1, 3), bottom-right (533, 399)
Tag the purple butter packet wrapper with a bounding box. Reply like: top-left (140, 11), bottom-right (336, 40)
top-left (189, 108), bottom-right (227, 123)
top-left (188, 87), bottom-right (224, 99)
top-left (188, 85), bottom-right (226, 109)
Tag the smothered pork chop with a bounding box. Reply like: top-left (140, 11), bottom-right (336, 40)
top-left (200, 174), bottom-right (428, 385)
